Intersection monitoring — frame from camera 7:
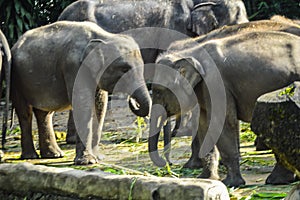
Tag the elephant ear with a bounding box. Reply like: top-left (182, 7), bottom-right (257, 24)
top-left (174, 57), bottom-right (204, 87)
top-left (80, 39), bottom-right (107, 63)
top-left (188, 2), bottom-right (219, 35)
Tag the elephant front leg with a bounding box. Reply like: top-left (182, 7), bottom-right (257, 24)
top-left (73, 88), bottom-right (108, 165)
top-left (163, 120), bottom-right (172, 165)
top-left (33, 108), bottom-right (64, 158)
top-left (183, 136), bottom-right (203, 169)
top-left (196, 109), bottom-right (219, 179)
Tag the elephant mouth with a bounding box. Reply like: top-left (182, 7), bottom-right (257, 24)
top-left (128, 86), bottom-right (151, 117)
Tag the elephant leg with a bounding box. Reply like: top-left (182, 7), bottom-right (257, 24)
top-left (33, 108), bottom-right (64, 158)
top-left (92, 89), bottom-right (108, 159)
top-left (66, 110), bottom-right (76, 144)
top-left (163, 120), bottom-right (172, 165)
top-left (171, 115), bottom-right (181, 137)
top-left (196, 109), bottom-right (218, 179)
top-left (216, 106), bottom-right (245, 187)
top-left (183, 136), bottom-right (202, 168)
top-left (266, 155), bottom-right (296, 185)
top-left (13, 93), bottom-right (38, 159)
top-left (74, 87), bottom-right (107, 165)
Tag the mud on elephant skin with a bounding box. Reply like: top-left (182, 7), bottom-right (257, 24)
top-left (151, 29), bottom-right (300, 187)
top-left (0, 30), bottom-right (11, 150)
top-left (11, 21), bottom-right (151, 165)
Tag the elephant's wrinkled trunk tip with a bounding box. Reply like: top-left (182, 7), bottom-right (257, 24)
top-left (129, 86), bottom-right (151, 117)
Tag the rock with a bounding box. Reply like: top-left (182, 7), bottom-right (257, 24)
top-left (251, 82), bottom-right (300, 179)
top-left (0, 162), bottom-right (230, 200)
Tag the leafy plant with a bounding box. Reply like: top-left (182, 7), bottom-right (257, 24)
top-left (134, 116), bottom-right (147, 143)
top-left (243, 0), bottom-right (300, 20)
top-left (240, 122), bottom-right (256, 143)
top-left (0, 0), bottom-right (76, 46)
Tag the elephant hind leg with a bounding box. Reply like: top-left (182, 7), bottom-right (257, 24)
top-left (33, 108), bottom-right (64, 158)
top-left (216, 103), bottom-right (245, 187)
top-left (13, 94), bottom-right (38, 159)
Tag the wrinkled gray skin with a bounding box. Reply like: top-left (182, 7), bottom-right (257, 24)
top-left (152, 30), bottom-right (300, 187)
top-left (190, 0), bottom-right (248, 34)
top-left (58, 0), bottom-right (249, 162)
top-left (11, 21), bottom-right (151, 165)
top-left (0, 30), bottom-right (11, 149)
top-left (151, 19), bottom-right (300, 171)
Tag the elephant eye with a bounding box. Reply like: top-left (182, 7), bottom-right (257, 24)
top-left (120, 65), bottom-right (131, 73)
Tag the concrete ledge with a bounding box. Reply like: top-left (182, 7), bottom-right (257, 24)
top-left (0, 162), bottom-right (229, 200)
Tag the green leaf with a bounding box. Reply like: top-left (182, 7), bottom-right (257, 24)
top-left (16, 15), bottom-right (23, 33)
top-left (14, 0), bottom-right (21, 14)
top-left (252, 192), bottom-right (287, 199)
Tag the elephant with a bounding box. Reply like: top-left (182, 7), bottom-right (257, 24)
top-left (58, 0), bottom-right (249, 163)
top-left (150, 30), bottom-right (300, 187)
top-left (149, 19), bottom-right (300, 170)
top-left (0, 30), bottom-right (11, 149)
top-left (11, 21), bottom-right (151, 165)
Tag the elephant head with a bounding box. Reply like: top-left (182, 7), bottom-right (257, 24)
top-left (0, 30), bottom-right (11, 148)
top-left (82, 35), bottom-right (151, 117)
top-left (189, 0), bottom-right (249, 35)
top-left (149, 54), bottom-right (204, 166)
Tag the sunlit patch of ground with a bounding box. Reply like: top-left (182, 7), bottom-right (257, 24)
top-left (0, 102), bottom-right (297, 199)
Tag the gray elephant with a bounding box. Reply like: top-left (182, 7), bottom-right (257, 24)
top-left (149, 19), bottom-right (300, 170)
top-left (0, 30), bottom-right (11, 149)
top-left (11, 21), bottom-right (151, 165)
top-left (151, 28), bottom-right (300, 187)
top-left (58, 0), bottom-right (249, 162)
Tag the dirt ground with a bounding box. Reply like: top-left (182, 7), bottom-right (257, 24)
top-left (0, 96), bottom-right (298, 199)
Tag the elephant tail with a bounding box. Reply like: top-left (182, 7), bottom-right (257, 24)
top-left (0, 30), bottom-right (11, 149)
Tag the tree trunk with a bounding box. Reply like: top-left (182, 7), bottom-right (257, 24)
top-left (251, 82), bottom-right (300, 177)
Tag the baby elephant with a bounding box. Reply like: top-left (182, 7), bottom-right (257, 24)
top-left (11, 21), bottom-right (151, 165)
top-left (152, 30), bottom-right (300, 187)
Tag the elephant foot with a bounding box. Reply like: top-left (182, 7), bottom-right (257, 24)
top-left (40, 147), bottom-right (64, 158)
top-left (21, 151), bottom-right (39, 159)
top-left (183, 157), bottom-right (203, 169)
top-left (266, 165), bottom-right (296, 185)
top-left (74, 153), bottom-right (104, 165)
top-left (222, 175), bottom-right (246, 187)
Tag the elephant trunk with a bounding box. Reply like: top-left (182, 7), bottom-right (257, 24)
top-left (129, 85), bottom-right (151, 117)
top-left (148, 104), bottom-right (168, 167)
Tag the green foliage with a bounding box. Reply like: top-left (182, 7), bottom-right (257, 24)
top-left (243, 0), bottom-right (300, 20)
top-left (279, 84), bottom-right (295, 97)
top-left (0, 0), bottom-right (35, 45)
top-left (239, 192), bottom-right (287, 200)
top-left (240, 122), bottom-right (256, 143)
top-left (0, 0), bottom-right (76, 46)
top-left (135, 117), bottom-right (147, 143)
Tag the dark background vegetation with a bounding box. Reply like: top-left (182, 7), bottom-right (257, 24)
top-left (0, 0), bottom-right (299, 46)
